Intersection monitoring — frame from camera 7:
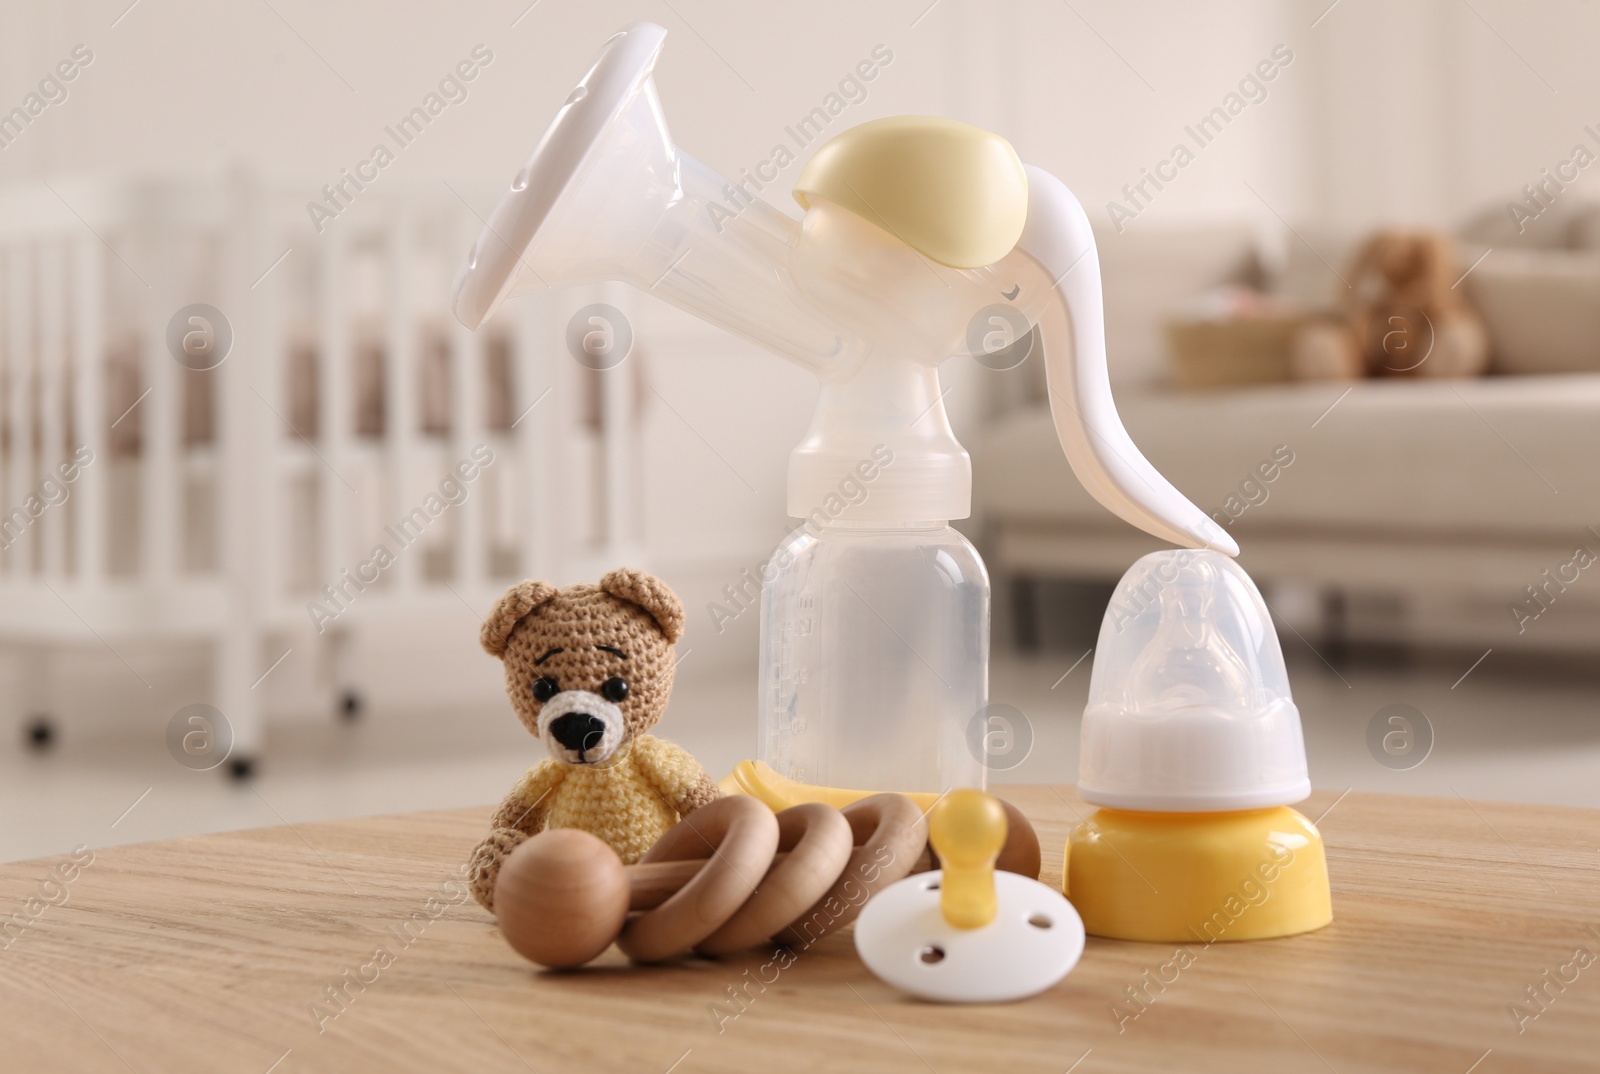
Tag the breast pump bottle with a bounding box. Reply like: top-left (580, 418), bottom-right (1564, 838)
top-left (450, 22), bottom-right (1236, 799)
top-left (759, 466), bottom-right (989, 795)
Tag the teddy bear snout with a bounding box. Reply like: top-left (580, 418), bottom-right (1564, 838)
top-left (535, 689), bottom-right (625, 765)
top-left (549, 712), bottom-right (607, 752)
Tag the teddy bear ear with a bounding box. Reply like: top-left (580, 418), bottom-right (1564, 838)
top-left (599, 568), bottom-right (685, 644)
top-left (480, 580), bottom-right (560, 659)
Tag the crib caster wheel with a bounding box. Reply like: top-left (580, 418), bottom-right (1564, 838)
top-left (338, 690), bottom-right (363, 722)
top-left (228, 756), bottom-right (257, 781)
top-left (24, 716), bottom-right (56, 751)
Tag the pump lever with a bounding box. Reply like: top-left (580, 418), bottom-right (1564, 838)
top-left (1015, 166), bottom-right (1238, 556)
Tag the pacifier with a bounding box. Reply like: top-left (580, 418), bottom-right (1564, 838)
top-left (853, 790), bottom-right (1085, 1003)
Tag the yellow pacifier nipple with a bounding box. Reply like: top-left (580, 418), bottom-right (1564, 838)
top-left (857, 787), bottom-right (1085, 1001)
top-left (928, 790), bottom-right (1007, 929)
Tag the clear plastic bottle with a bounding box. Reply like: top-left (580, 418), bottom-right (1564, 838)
top-left (758, 519), bottom-right (989, 794)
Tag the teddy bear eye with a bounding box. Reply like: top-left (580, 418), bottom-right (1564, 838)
top-left (532, 677), bottom-right (560, 703)
top-left (601, 677), bottom-right (629, 703)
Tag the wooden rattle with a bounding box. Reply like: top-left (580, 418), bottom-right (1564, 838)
top-left (494, 791), bottom-right (1042, 969)
top-left (495, 794), bottom-right (914, 967)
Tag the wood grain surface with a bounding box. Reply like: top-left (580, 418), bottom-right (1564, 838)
top-left (1, 786), bottom-right (1597, 1073)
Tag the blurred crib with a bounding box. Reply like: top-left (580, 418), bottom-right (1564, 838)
top-left (0, 174), bottom-right (638, 774)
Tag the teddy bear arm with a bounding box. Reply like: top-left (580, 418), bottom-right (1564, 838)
top-left (636, 737), bottom-right (721, 818)
top-left (678, 769), bottom-right (720, 814)
top-left (467, 827), bottom-right (527, 915)
top-left (469, 768), bottom-right (565, 914)
top-left (489, 785), bottom-right (552, 835)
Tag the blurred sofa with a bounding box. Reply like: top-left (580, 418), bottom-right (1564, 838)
top-left (972, 212), bottom-right (1600, 652)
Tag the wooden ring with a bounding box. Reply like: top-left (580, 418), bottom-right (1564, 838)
top-left (694, 802), bottom-right (854, 957)
top-left (994, 798), bottom-right (1042, 879)
top-left (774, 792), bottom-right (925, 948)
top-left (617, 796), bottom-right (779, 963)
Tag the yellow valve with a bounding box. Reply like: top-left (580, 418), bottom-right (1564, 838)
top-left (792, 116), bottom-right (1029, 269)
top-left (928, 790), bottom-right (1007, 929)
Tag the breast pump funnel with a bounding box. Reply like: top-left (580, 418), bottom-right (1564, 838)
top-left (453, 26), bottom-right (840, 369)
top-left (453, 23), bottom-right (985, 523)
top-left (454, 21), bottom-right (1238, 795)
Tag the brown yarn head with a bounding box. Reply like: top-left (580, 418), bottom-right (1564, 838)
top-left (482, 569), bottom-right (684, 747)
top-left (1337, 229), bottom-right (1483, 378)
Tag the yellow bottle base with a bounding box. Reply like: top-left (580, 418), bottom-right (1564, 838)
top-left (1064, 806), bottom-right (1332, 943)
top-left (718, 759), bottom-right (943, 811)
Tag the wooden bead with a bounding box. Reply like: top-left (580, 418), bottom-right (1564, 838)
top-left (494, 829), bottom-right (629, 970)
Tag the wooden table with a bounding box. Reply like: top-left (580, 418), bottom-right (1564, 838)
top-left (2, 786), bottom-right (1597, 1073)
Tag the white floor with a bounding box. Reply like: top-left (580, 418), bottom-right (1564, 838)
top-left (3, 644), bottom-right (1597, 865)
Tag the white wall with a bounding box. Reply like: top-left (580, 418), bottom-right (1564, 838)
top-left (1296, 0), bottom-right (1600, 232)
top-left (4, 0), bottom-right (1593, 681)
top-left (7, 1), bottom-right (1593, 234)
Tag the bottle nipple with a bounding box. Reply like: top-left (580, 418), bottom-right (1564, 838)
top-left (928, 790), bottom-right (1008, 929)
top-left (1127, 558), bottom-right (1252, 710)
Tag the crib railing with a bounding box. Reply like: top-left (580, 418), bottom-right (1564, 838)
top-left (0, 175), bottom-right (638, 771)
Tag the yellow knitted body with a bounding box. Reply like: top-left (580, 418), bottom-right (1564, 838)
top-left (517, 735), bottom-right (707, 864)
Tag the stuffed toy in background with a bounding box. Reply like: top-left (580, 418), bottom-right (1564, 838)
top-left (1293, 230), bottom-right (1489, 380)
top-left (467, 568), bottom-right (719, 913)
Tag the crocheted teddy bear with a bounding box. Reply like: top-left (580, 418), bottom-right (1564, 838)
top-left (1292, 230), bottom-right (1489, 380)
top-left (468, 568), bottom-right (719, 913)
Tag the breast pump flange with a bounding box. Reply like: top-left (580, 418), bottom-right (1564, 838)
top-left (452, 21), bottom-right (1240, 803)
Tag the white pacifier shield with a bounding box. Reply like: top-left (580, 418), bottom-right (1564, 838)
top-left (854, 870), bottom-right (1086, 1003)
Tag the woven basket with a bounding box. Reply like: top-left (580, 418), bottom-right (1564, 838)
top-left (1165, 315), bottom-right (1309, 388)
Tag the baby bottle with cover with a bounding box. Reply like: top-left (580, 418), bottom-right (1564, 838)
top-left (1065, 549), bottom-right (1332, 942)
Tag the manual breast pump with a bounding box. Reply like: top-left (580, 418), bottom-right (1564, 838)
top-left (452, 22), bottom-right (1236, 797)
